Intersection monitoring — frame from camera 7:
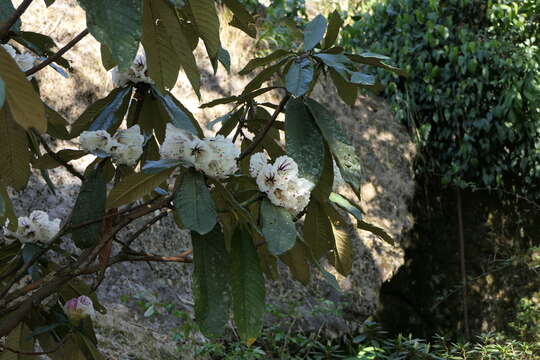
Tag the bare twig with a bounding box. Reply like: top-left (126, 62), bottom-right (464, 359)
top-left (123, 210), bottom-right (170, 250)
top-left (24, 28), bottom-right (89, 77)
top-left (34, 131), bottom-right (84, 180)
top-left (0, 0), bottom-right (33, 42)
top-left (237, 93), bottom-right (291, 160)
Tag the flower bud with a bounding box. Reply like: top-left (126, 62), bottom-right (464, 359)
top-left (63, 295), bottom-right (95, 321)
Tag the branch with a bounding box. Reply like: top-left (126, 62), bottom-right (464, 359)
top-left (0, 0), bottom-right (33, 42)
top-left (123, 210), bottom-right (170, 250)
top-left (34, 131), bottom-right (84, 180)
top-left (237, 93), bottom-right (291, 160)
top-left (24, 28), bottom-right (89, 77)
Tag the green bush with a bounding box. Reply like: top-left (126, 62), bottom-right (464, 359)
top-left (346, 0), bottom-right (540, 198)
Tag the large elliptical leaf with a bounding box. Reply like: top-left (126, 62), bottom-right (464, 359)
top-left (156, 0), bottom-right (201, 97)
top-left (0, 1), bottom-right (21, 31)
top-left (0, 47), bottom-right (46, 133)
top-left (153, 89), bottom-right (202, 136)
top-left (303, 14), bottom-right (327, 51)
top-left (285, 98), bottom-right (324, 182)
top-left (175, 169), bottom-right (217, 235)
top-left (222, 0), bottom-right (257, 38)
top-left (305, 98), bottom-right (362, 198)
top-left (191, 226), bottom-right (231, 337)
top-left (285, 57), bottom-right (314, 97)
top-left (188, 0), bottom-right (221, 58)
top-left (239, 49), bottom-right (291, 75)
top-left (70, 87), bottom-right (131, 137)
top-left (325, 205), bottom-right (353, 276)
top-left (260, 199), bottom-right (296, 255)
top-left (71, 166), bottom-right (107, 249)
top-left (78, 0), bottom-right (143, 71)
top-left (323, 10), bottom-right (343, 49)
top-left (87, 86), bottom-right (133, 132)
top-left (303, 199), bottom-right (333, 259)
top-left (0, 105), bottom-right (30, 190)
top-left (230, 227), bottom-right (265, 344)
top-left (142, 0), bottom-right (180, 91)
top-left (0, 323), bottom-right (34, 360)
top-left (107, 169), bottom-right (173, 208)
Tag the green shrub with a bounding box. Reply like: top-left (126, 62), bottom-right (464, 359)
top-left (346, 0), bottom-right (540, 198)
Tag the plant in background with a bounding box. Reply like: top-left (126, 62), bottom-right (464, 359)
top-left (346, 0), bottom-right (540, 199)
top-left (0, 0), bottom-right (401, 358)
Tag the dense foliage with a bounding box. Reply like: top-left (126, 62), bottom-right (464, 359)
top-left (0, 0), bottom-right (401, 358)
top-left (347, 0), bottom-right (540, 197)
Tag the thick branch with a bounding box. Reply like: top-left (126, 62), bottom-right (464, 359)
top-left (237, 93), bottom-right (291, 160)
top-left (0, 0), bottom-right (33, 42)
top-left (24, 28), bottom-right (89, 77)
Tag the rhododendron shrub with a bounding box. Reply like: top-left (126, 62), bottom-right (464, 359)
top-left (0, 1), bottom-right (401, 357)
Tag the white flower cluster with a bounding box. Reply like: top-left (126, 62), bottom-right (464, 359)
top-left (80, 125), bottom-right (144, 166)
top-left (160, 123), bottom-right (240, 179)
top-left (2, 44), bottom-right (37, 79)
top-left (3, 210), bottom-right (60, 246)
top-left (250, 153), bottom-right (314, 214)
top-left (110, 52), bottom-right (153, 87)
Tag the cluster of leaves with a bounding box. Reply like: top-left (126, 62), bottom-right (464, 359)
top-left (0, 0), bottom-right (402, 358)
top-left (344, 0), bottom-right (540, 198)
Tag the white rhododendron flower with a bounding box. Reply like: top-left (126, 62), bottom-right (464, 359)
top-left (79, 125), bottom-right (144, 166)
top-left (249, 152), bottom-right (268, 178)
top-left (63, 295), bottom-right (96, 321)
top-left (3, 210), bottom-right (60, 245)
top-left (160, 123), bottom-right (193, 160)
top-left (250, 153), bottom-right (314, 214)
top-left (110, 52), bottom-right (154, 87)
top-left (159, 124), bottom-right (240, 179)
top-left (80, 130), bottom-right (111, 152)
top-left (2, 44), bottom-right (37, 79)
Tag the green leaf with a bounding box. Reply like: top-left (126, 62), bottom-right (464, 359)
top-left (175, 169), bottom-right (217, 235)
top-left (188, 0), bottom-right (221, 58)
top-left (0, 323), bottom-right (33, 360)
top-left (14, 31), bottom-right (70, 70)
top-left (78, 0), bottom-right (143, 71)
top-left (323, 10), bottom-right (343, 49)
top-left (0, 76), bottom-right (5, 108)
top-left (88, 86), bottom-right (132, 132)
top-left (243, 56), bottom-right (290, 94)
top-left (260, 199), bottom-right (296, 255)
top-left (200, 95), bottom-right (238, 108)
top-left (70, 87), bottom-right (131, 137)
top-left (0, 186), bottom-right (17, 231)
top-left (349, 71), bottom-right (376, 86)
top-left (0, 1), bottom-right (21, 32)
top-left (142, 159), bottom-right (182, 174)
top-left (0, 46), bottom-right (46, 133)
top-left (303, 199), bottom-right (333, 259)
top-left (329, 68), bottom-right (357, 106)
top-left (230, 227), bottom-right (265, 344)
top-left (329, 192), bottom-right (363, 222)
top-left (285, 98), bottom-right (324, 182)
top-left (325, 205), bottom-right (353, 276)
top-left (45, 106), bottom-right (71, 140)
top-left (100, 44), bottom-right (117, 70)
top-left (218, 47), bottom-right (231, 73)
top-left (153, 88), bottom-right (202, 136)
top-left (33, 149), bottom-right (86, 169)
top-left (0, 105), bottom-right (30, 190)
top-left (107, 169), bottom-right (173, 208)
top-left (280, 240), bottom-right (311, 285)
top-left (156, 0), bottom-right (201, 97)
top-left (285, 57), bottom-right (314, 97)
top-left (192, 225), bottom-right (231, 337)
top-left (346, 52), bottom-right (407, 77)
top-left (303, 14), bottom-right (327, 51)
top-left (239, 49), bottom-right (291, 75)
top-left (142, 0), bottom-right (180, 91)
top-left (223, 0), bottom-right (256, 38)
top-left (314, 53), bottom-right (352, 72)
top-left (312, 145), bottom-right (334, 201)
top-left (358, 220), bottom-right (394, 246)
top-left (305, 98), bottom-right (362, 198)
top-left (71, 166), bottom-right (107, 249)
